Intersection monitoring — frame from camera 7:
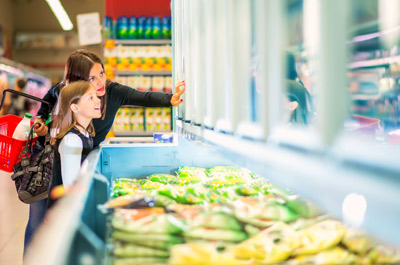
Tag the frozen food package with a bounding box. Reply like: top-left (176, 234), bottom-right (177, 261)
top-left (233, 197), bottom-right (299, 228)
top-left (368, 245), bottom-right (400, 264)
top-left (147, 174), bottom-right (177, 184)
top-left (286, 247), bottom-right (363, 265)
top-left (177, 166), bottom-right (207, 179)
top-left (206, 166), bottom-right (257, 180)
top-left (112, 208), bottom-right (186, 234)
top-left (113, 241), bottom-right (170, 258)
top-left (293, 219), bottom-right (346, 255)
top-left (229, 222), bottom-right (300, 263)
top-left (169, 243), bottom-right (242, 265)
top-left (342, 228), bottom-right (376, 255)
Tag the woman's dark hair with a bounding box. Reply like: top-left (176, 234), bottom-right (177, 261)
top-left (286, 52), bottom-right (298, 80)
top-left (286, 52), bottom-right (314, 117)
top-left (63, 49), bottom-right (110, 119)
top-left (286, 80), bottom-right (309, 125)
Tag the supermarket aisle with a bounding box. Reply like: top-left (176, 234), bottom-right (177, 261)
top-left (0, 170), bottom-right (28, 265)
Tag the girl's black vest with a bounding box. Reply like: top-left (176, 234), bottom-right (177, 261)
top-left (47, 127), bottom-right (93, 208)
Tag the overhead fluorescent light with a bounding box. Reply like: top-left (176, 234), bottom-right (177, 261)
top-left (46, 0), bottom-right (73, 31)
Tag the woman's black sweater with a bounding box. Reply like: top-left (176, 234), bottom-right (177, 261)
top-left (37, 81), bottom-right (173, 147)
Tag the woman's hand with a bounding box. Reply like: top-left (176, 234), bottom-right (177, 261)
top-left (33, 117), bottom-right (48, 136)
top-left (170, 80), bottom-right (185, 106)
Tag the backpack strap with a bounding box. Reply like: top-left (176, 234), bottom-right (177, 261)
top-left (19, 122), bottom-right (41, 159)
top-left (11, 170), bottom-right (25, 180)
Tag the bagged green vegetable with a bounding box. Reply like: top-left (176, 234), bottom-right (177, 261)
top-left (112, 208), bottom-right (186, 234)
top-left (188, 211), bottom-right (243, 231)
top-left (177, 166), bottom-right (207, 179)
top-left (113, 241), bottom-right (170, 258)
top-left (234, 198), bottom-right (299, 227)
top-left (112, 231), bottom-right (183, 249)
top-left (184, 227), bottom-right (247, 242)
top-left (114, 257), bottom-right (167, 265)
top-left (148, 174), bottom-right (177, 184)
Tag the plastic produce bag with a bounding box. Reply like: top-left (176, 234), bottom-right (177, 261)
top-left (177, 166), bottom-right (207, 179)
top-left (341, 228), bottom-right (376, 255)
top-left (148, 174), bottom-right (177, 184)
top-left (229, 222), bottom-right (300, 264)
top-left (293, 219), bottom-right (346, 256)
top-left (169, 243), bottom-right (242, 265)
top-left (286, 247), bottom-right (362, 265)
top-left (113, 241), bottom-right (170, 258)
top-left (112, 233), bottom-right (182, 250)
top-left (206, 166), bottom-right (257, 180)
top-left (233, 197), bottom-right (299, 228)
top-left (111, 208), bottom-right (186, 234)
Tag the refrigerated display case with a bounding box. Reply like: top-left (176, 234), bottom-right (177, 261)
top-left (24, 135), bottom-right (400, 265)
top-left (24, 0), bottom-right (400, 264)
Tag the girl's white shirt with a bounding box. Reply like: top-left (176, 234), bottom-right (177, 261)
top-left (59, 131), bottom-right (89, 188)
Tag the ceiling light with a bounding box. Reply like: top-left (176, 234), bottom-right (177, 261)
top-left (46, 0), bottom-right (73, 31)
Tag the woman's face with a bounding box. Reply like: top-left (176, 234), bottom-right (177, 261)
top-left (88, 63), bottom-right (107, 97)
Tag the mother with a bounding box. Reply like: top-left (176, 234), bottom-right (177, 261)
top-left (35, 49), bottom-right (184, 147)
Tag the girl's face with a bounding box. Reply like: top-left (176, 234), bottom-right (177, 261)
top-left (76, 85), bottom-right (102, 119)
top-left (88, 63), bottom-right (107, 97)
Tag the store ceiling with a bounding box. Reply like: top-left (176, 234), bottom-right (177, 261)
top-left (13, 0), bottom-right (104, 32)
top-left (9, 0), bottom-right (104, 81)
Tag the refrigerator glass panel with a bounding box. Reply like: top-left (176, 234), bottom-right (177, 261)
top-left (281, 0), bottom-right (317, 129)
top-left (345, 0), bottom-right (400, 146)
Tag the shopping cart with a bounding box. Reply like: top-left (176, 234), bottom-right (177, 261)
top-left (0, 89), bottom-right (50, 172)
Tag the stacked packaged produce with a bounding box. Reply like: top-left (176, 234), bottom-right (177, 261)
top-left (104, 166), bottom-right (400, 265)
top-left (145, 108), bottom-right (171, 132)
top-left (111, 207), bottom-right (184, 265)
top-left (104, 44), bottom-right (172, 73)
top-left (114, 75), bottom-right (172, 93)
top-left (111, 107), bottom-right (171, 134)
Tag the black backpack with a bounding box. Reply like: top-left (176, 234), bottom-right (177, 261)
top-left (11, 123), bottom-right (53, 204)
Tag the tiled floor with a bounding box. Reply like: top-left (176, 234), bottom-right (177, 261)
top-left (0, 170), bottom-right (28, 265)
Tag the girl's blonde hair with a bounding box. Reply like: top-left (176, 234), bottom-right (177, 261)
top-left (51, 80), bottom-right (95, 145)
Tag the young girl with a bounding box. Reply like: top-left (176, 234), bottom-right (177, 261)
top-left (47, 80), bottom-right (101, 208)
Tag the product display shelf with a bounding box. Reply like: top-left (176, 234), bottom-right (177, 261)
top-left (111, 106), bottom-right (172, 137)
top-left (115, 70), bottom-right (171, 76)
top-left (113, 131), bottom-right (154, 137)
top-left (113, 39), bottom-right (171, 45)
top-left (0, 57), bottom-right (49, 83)
top-left (104, 136), bottom-right (154, 144)
top-left (106, 35), bottom-right (173, 137)
top-left (348, 55), bottom-right (400, 69)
